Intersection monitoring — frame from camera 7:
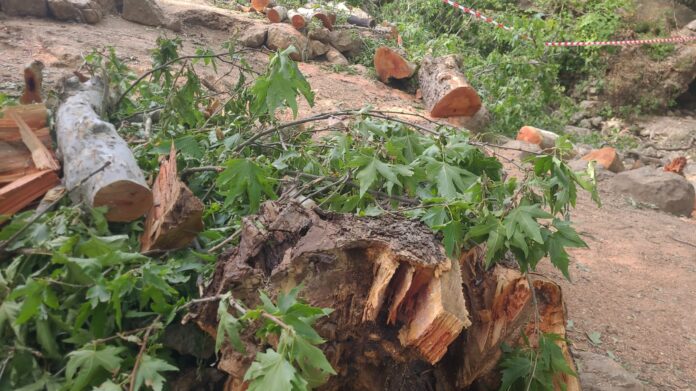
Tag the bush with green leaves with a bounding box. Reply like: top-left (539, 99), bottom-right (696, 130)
top-left (1, 37), bottom-right (597, 390)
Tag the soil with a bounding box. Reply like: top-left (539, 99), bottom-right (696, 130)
top-left (1, 1), bottom-right (695, 389)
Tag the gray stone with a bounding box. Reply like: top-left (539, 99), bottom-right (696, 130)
top-left (579, 100), bottom-right (599, 111)
top-left (575, 351), bottom-right (646, 391)
top-left (239, 25), bottom-right (267, 48)
top-left (564, 125), bottom-right (592, 137)
top-left (122, 0), bottom-right (179, 31)
top-left (590, 116), bottom-right (603, 128)
top-left (570, 111), bottom-right (587, 124)
top-left (328, 29), bottom-right (363, 57)
top-left (48, 0), bottom-right (112, 24)
top-left (501, 140), bottom-right (542, 160)
top-left (266, 23), bottom-right (310, 61)
top-left (578, 118), bottom-right (593, 129)
top-left (0, 0), bottom-right (48, 17)
top-left (325, 46), bottom-right (349, 65)
top-left (308, 27), bottom-right (331, 44)
top-left (309, 40), bottom-right (328, 58)
top-left (608, 166), bottom-right (696, 216)
top-left (688, 18), bottom-right (696, 31)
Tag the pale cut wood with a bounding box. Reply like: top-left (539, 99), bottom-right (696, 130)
top-left (19, 61), bottom-right (44, 105)
top-left (0, 127), bottom-right (51, 184)
top-left (55, 76), bottom-right (152, 222)
top-left (517, 125), bottom-right (559, 150)
top-left (266, 5), bottom-right (287, 23)
top-left (10, 113), bottom-right (59, 171)
top-left (0, 170), bottom-right (59, 216)
top-left (288, 9), bottom-right (306, 29)
top-left (140, 144), bottom-right (204, 252)
top-left (374, 46), bottom-right (416, 83)
top-left (0, 104), bottom-right (48, 135)
top-left (418, 55), bottom-right (482, 117)
top-left (582, 147), bottom-right (625, 173)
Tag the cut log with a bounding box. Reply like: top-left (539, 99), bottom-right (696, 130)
top-left (374, 46), bottom-right (416, 83)
top-left (516, 125), bottom-right (559, 150)
top-left (0, 127), bottom-right (51, 184)
top-left (140, 144), bottom-right (204, 252)
top-left (347, 14), bottom-right (375, 28)
top-left (310, 9), bottom-right (334, 30)
top-left (9, 112), bottom-right (59, 171)
top-left (288, 9), bottom-right (306, 29)
top-left (250, 0), bottom-right (274, 12)
top-left (0, 104), bottom-right (48, 135)
top-left (188, 202), bottom-right (578, 390)
top-left (0, 170), bottom-right (59, 217)
top-left (55, 76), bottom-right (153, 222)
top-left (581, 147), bottom-right (625, 173)
top-left (418, 55), bottom-right (482, 118)
top-left (19, 61), bottom-right (44, 105)
top-left (266, 5), bottom-right (287, 23)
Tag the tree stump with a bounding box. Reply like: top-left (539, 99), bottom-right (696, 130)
top-left (374, 46), bottom-right (417, 83)
top-left (418, 55), bottom-right (482, 118)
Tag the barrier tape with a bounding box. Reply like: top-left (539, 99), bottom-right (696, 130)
top-left (442, 0), bottom-right (696, 47)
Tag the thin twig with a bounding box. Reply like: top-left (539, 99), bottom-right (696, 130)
top-left (209, 229), bottom-right (242, 253)
top-left (0, 162), bottom-right (112, 253)
top-left (128, 315), bottom-right (162, 391)
top-left (670, 235), bottom-right (696, 249)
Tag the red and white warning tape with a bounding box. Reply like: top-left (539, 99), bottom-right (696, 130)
top-left (441, 0), bottom-right (696, 47)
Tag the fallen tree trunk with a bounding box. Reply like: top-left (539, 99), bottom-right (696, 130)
top-left (188, 201), bottom-right (578, 390)
top-left (347, 14), bottom-right (375, 28)
top-left (55, 76), bottom-right (152, 222)
top-left (374, 46), bottom-right (416, 83)
top-left (419, 55), bottom-right (482, 118)
top-left (288, 9), bottom-right (306, 29)
top-left (266, 5), bottom-right (287, 23)
top-left (140, 144), bottom-right (204, 252)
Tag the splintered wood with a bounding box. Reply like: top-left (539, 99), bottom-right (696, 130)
top-left (0, 170), bottom-right (59, 216)
top-left (140, 144), bottom-right (204, 252)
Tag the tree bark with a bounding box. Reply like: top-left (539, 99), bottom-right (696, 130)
top-left (188, 201), bottom-right (578, 391)
top-left (374, 46), bottom-right (416, 83)
top-left (55, 76), bottom-right (152, 222)
top-left (347, 15), bottom-right (375, 28)
top-left (418, 55), bottom-right (482, 118)
top-left (140, 144), bottom-right (204, 252)
top-left (266, 5), bottom-right (287, 23)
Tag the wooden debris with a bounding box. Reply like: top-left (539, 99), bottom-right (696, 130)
top-left (288, 9), bottom-right (306, 29)
top-left (347, 14), bottom-right (375, 28)
top-left (0, 103), bottom-right (48, 134)
top-left (311, 9), bottom-right (334, 30)
top-left (55, 75), bottom-right (153, 222)
top-left (140, 144), bottom-right (204, 253)
top-left (664, 156), bottom-right (687, 175)
top-left (9, 112), bottom-right (59, 171)
top-left (374, 46), bottom-right (416, 83)
top-left (0, 170), bottom-right (59, 217)
top-left (418, 55), bottom-right (482, 118)
top-left (266, 5), bottom-right (287, 23)
top-left (19, 61), bottom-right (44, 105)
top-left (1, 104), bottom-right (53, 185)
top-left (582, 147), bottom-right (625, 173)
top-left (516, 125), bottom-right (559, 150)
top-left (250, 0), bottom-right (274, 12)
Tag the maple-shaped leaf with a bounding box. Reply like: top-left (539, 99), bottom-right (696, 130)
top-left (217, 158), bottom-right (276, 213)
top-left (133, 354), bottom-right (178, 391)
top-left (244, 349), bottom-right (306, 391)
top-left (424, 158), bottom-right (476, 199)
top-left (504, 205), bottom-right (553, 245)
top-left (65, 346), bottom-right (125, 391)
top-left (349, 155), bottom-right (412, 197)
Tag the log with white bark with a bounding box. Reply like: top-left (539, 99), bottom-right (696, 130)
top-left (266, 5), bottom-right (287, 23)
top-left (374, 46), bottom-right (416, 83)
top-left (516, 125), bottom-right (559, 150)
top-left (288, 9), bottom-right (307, 29)
top-left (418, 54), bottom-right (482, 118)
top-left (55, 76), bottom-right (153, 222)
top-left (188, 201), bottom-right (579, 390)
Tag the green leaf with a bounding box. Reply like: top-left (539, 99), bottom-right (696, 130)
top-left (292, 334), bottom-right (336, 387)
top-left (133, 354), bottom-right (178, 391)
top-left (425, 159), bottom-right (475, 199)
top-left (442, 220), bottom-right (464, 257)
top-left (498, 355), bottom-right (531, 391)
top-left (484, 226), bottom-right (505, 267)
top-left (65, 346), bottom-right (124, 391)
top-left (93, 380), bottom-right (123, 391)
top-left (215, 297), bottom-right (244, 353)
top-left (244, 349), bottom-right (304, 391)
top-left (504, 205), bottom-right (552, 245)
top-left (36, 319), bottom-right (61, 359)
top-left (217, 158), bottom-right (277, 213)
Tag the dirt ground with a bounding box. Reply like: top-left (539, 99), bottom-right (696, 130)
top-left (1, 2), bottom-right (695, 389)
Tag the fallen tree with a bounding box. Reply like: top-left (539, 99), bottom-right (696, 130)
top-left (55, 76), bottom-right (153, 222)
top-left (189, 201), bottom-right (579, 390)
top-left (419, 55), bottom-right (482, 118)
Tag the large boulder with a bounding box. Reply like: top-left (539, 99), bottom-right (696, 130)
top-left (48, 0), bottom-right (112, 24)
top-left (0, 0), bottom-right (48, 17)
top-left (122, 0), bottom-right (180, 31)
top-left (266, 23), bottom-right (310, 61)
top-left (328, 29), bottom-right (363, 57)
top-left (239, 25), bottom-right (267, 48)
top-left (608, 166), bottom-right (696, 216)
top-left (575, 351), bottom-right (646, 391)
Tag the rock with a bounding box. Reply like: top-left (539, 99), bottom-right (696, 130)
top-left (48, 0), bottom-right (112, 24)
top-left (122, 0), bottom-right (180, 31)
top-left (579, 100), bottom-right (599, 111)
top-left (174, 8), bottom-right (235, 31)
top-left (688, 19), bottom-right (696, 31)
top-left (516, 125), bottom-right (559, 150)
top-left (0, 0), bottom-right (48, 17)
top-left (608, 166), bottom-right (696, 216)
top-left (325, 45), bottom-right (349, 65)
top-left (571, 111), bottom-right (587, 124)
top-left (582, 147), bottom-right (625, 173)
top-left (578, 119), bottom-right (593, 129)
top-left (574, 144), bottom-right (593, 157)
top-left (501, 140), bottom-right (542, 160)
top-left (309, 40), bottom-right (329, 58)
top-left (564, 125), bottom-right (592, 137)
top-left (239, 25), bottom-right (267, 48)
top-left (328, 29), bottom-right (363, 57)
top-left (590, 116), bottom-right (603, 128)
top-left (266, 23), bottom-right (310, 61)
top-left (308, 27), bottom-right (331, 44)
top-left (575, 351), bottom-right (646, 391)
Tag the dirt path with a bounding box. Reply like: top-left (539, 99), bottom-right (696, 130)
top-left (1, 4), bottom-right (695, 389)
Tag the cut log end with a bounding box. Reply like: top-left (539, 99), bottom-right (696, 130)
top-left (374, 46), bottom-right (416, 83)
top-left (266, 6), bottom-right (287, 23)
top-left (250, 0), bottom-right (272, 12)
top-left (430, 86), bottom-right (482, 117)
top-left (93, 180), bottom-right (153, 222)
top-left (288, 11), bottom-right (306, 29)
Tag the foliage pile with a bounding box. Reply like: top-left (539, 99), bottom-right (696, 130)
top-left (1, 36), bottom-right (597, 390)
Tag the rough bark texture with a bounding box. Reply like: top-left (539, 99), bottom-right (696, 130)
top-left (374, 46), bottom-right (416, 83)
top-left (140, 145), bottom-right (204, 252)
top-left (188, 202), bottom-right (578, 390)
top-left (0, 170), bottom-right (59, 216)
top-left (55, 76), bottom-right (152, 222)
top-left (419, 55), bottom-right (482, 118)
